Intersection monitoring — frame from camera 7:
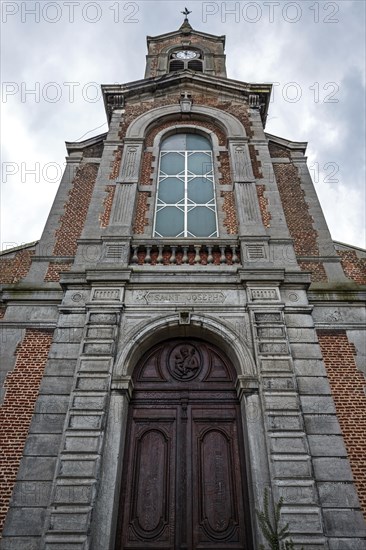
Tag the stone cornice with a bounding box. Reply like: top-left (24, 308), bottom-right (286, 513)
top-left (102, 72), bottom-right (272, 125)
top-left (265, 132), bottom-right (307, 153)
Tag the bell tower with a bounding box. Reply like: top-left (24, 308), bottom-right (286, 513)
top-left (145, 9), bottom-right (227, 78)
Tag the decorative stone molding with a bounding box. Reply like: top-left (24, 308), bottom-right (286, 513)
top-left (229, 140), bottom-right (255, 181)
top-left (125, 104), bottom-right (247, 140)
top-left (130, 241), bottom-right (240, 266)
top-left (248, 287), bottom-right (280, 302)
top-left (91, 288), bottom-right (123, 302)
top-left (117, 141), bottom-right (144, 183)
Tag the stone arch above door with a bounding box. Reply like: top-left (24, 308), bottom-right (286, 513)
top-left (113, 313), bottom-right (257, 382)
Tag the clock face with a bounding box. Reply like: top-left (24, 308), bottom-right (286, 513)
top-left (176, 50), bottom-right (198, 60)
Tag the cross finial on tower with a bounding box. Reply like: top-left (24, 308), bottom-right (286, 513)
top-left (181, 7), bottom-right (192, 21)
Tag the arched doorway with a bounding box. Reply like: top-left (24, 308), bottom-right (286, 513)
top-left (115, 338), bottom-right (253, 549)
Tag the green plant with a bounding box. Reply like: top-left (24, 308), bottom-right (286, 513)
top-left (256, 488), bottom-right (296, 550)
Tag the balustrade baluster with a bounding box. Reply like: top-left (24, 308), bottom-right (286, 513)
top-left (220, 246), bottom-right (226, 264)
top-left (194, 246), bottom-right (201, 264)
top-left (131, 246), bottom-right (138, 264)
top-left (170, 246), bottom-right (177, 264)
top-left (130, 242), bottom-right (240, 266)
top-left (207, 246), bottom-right (213, 264)
top-left (182, 246), bottom-right (188, 264)
top-left (145, 246), bottom-right (151, 264)
top-left (157, 245), bottom-right (163, 264)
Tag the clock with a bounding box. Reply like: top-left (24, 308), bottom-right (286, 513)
top-left (175, 50), bottom-right (198, 60)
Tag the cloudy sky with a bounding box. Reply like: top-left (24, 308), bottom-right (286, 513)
top-left (1, 0), bottom-right (365, 250)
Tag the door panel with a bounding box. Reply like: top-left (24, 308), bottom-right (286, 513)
top-left (119, 410), bottom-right (177, 549)
top-left (192, 408), bottom-right (246, 548)
top-left (115, 339), bottom-right (252, 550)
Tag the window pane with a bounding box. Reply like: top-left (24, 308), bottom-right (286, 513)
top-left (186, 134), bottom-right (211, 150)
top-left (158, 177), bottom-right (184, 203)
top-left (160, 152), bottom-right (184, 174)
top-left (187, 207), bottom-right (216, 237)
top-left (161, 134), bottom-right (212, 151)
top-left (188, 177), bottom-right (214, 203)
top-left (155, 207), bottom-right (184, 237)
top-left (188, 152), bottom-right (212, 175)
top-left (161, 135), bottom-right (187, 151)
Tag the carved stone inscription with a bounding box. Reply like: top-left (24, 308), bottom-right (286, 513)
top-left (135, 291), bottom-right (226, 304)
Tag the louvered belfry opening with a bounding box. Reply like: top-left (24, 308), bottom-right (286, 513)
top-left (188, 59), bottom-right (202, 72)
top-left (169, 59), bottom-right (184, 71)
top-left (169, 50), bottom-right (203, 73)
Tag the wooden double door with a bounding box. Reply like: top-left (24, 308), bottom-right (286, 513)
top-left (115, 339), bottom-right (252, 549)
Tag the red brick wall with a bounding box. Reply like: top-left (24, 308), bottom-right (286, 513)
top-left (221, 191), bottom-right (238, 234)
top-left (338, 250), bottom-right (366, 285)
top-left (100, 185), bottom-right (116, 228)
top-left (145, 118), bottom-right (226, 147)
top-left (298, 261), bottom-right (327, 283)
top-left (218, 152), bottom-right (231, 185)
top-left (140, 152), bottom-right (154, 185)
top-left (274, 162), bottom-right (328, 282)
top-left (318, 330), bottom-right (366, 518)
top-left (0, 328), bottom-right (54, 533)
top-left (0, 249), bottom-right (34, 284)
top-left (133, 192), bottom-right (151, 234)
top-left (118, 94), bottom-right (252, 142)
top-left (256, 185), bottom-right (271, 228)
top-left (44, 163), bottom-right (98, 280)
top-left (44, 262), bottom-right (72, 282)
top-left (268, 142), bottom-right (291, 158)
top-left (109, 148), bottom-right (122, 180)
top-left (275, 163), bottom-right (319, 256)
top-left (52, 163), bottom-right (98, 257)
top-left (249, 145), bottom-right (263, 179)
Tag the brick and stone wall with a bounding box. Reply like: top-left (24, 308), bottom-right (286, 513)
top-left (52, 164), bottom-right (99, 257)
top-left (122, 99), bottom-right (259, 238)
top-left (318, 330), bottom-right (366, 518)
top-left (274, 162), bottom-right (328, 282)
top-left (0, 248), bottom-right (35, 285)
top-left (256, 185), bottom-right (271, 228)
top-left (0, 328), bottom-right (54, 534)
top-left (43, 163), bottom-right (99, 281)
top-left (337, 250), bottom-right (366, 285)
top-left (44, 262), bottom-right (73, 282)
top-left (100, 185), bottom-right (116, 228)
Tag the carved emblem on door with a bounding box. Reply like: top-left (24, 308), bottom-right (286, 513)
top-left (168, 343), bottom-right (202, 380)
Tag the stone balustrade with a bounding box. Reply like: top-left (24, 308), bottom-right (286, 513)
top-left (130, 241), bottom-right (241, 266)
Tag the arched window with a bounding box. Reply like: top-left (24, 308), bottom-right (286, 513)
top-left (153, 134), bottom-right (218, 238)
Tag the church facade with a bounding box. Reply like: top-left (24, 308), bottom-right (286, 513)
top-left (1, 16), bottom-right (366, 550)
